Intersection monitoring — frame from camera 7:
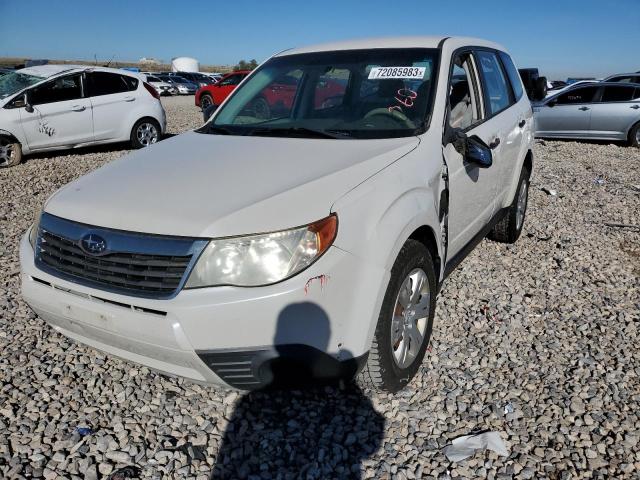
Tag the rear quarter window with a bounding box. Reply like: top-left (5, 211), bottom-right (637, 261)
top-left (498, 52), bottom-right (524, 102)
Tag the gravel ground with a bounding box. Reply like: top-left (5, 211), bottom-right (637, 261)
top-left (0, 95), bottom-right (639, 479)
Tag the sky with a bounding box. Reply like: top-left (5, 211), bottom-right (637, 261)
top-left (1, 0), bottom-right (638, 80)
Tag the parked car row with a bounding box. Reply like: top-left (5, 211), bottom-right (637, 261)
top-left (0, 65), bottom-right (166, 167)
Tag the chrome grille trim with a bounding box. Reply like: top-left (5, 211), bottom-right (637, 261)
top-left (34, 213), bottom-right (208, 299)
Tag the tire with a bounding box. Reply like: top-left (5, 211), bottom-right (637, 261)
top-left (0, 136), bottom-right (23, 168)
top-left (358, 240), bottom-right (437, 393)
top-left (489, 166), bottom-right (531, 243)
top-left (533, 77), bottom-right (547, 101)
top-left (252, 97), bottom-right (271, 120)
top-left (130, 119), bottom-right (161, 149)
top-left (629, 122), bottom-right (640, 148)
top-left (200, 94), bottom-right (214, 111)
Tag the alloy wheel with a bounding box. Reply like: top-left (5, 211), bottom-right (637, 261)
top-left (516, 179), bottom-right (529, 231)
top-left (391, 268), bottom-right (430, 369)
top-left (0, 138), bottom-right (16, 167)
top-left (136, 123), bottom-right (159, 147)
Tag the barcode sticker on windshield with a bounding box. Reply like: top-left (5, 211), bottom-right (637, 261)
top-left (368, 66), bottom-right (426, 80)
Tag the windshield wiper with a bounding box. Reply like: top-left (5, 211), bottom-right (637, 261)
top-left (199, 125), bottom-right (234, 135)
top-left (248, 127), bottom-right (347, 139)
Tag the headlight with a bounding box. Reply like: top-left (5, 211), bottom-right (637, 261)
top-left (185, 215), bottom-right (337, 288)
top-left (29, 209), bottom-right (42, 249)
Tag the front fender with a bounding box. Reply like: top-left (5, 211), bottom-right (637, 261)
top-left (331, 148), bottom-right (444, 353)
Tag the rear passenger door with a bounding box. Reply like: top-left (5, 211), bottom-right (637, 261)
top-left (589, 85), bottom-right (640, 140)
top-left (476, 49), bottom-right (529, 207)
top-left (86, 72), bottom-right (139, 141)
top-left (443, 51), bottom-right (503, 257)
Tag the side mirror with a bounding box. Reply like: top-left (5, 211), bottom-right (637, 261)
top-left (466, 136), bottom-right (493, 168)
top-left (25, 103), bottom-right (34, 113)
top-left (202, 104), bottom-right (218, 122)
top-left (547, 99), bottom-right (557, 108)
top-left (444, 126), bottom-right (492, 168)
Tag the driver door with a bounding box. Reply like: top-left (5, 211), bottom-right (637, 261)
top-left (443, 51), bottom-right (501, 257)
top-left (20, 73), bottom-right (93, 151)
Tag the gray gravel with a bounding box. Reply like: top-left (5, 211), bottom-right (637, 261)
top-left (1, 95), bottom-right (639, 479)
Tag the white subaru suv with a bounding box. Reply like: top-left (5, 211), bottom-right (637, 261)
top-left (0, 65), bottom-right (166, 167)
top-left (20, 37), bottom-right (533, 392)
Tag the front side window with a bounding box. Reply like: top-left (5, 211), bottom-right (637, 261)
top-left (30, 74), bottom-right (82, 105)
top-left (448, 53), bottom-right (482, 130)
top-left (204, 48), bottom-right (440, 139)
top-left (476, 50), bottom-right (513, 115)
top-left (87, 72), bottom-right (136, 96)
top-left (600, 85), bottom-right (637, 102)
top-left (555, 86), bottom-right (599, 105)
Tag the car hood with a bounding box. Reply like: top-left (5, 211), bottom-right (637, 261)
top-left (45, 131), bottom-right (419, 238)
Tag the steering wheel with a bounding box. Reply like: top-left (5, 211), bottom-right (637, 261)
top-left (364, 107), bottom-right (414, 128)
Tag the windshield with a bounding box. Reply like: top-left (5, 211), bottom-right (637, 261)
top-left (201, 48), bottom-right (439, 139)
top-left (0, 71), bottom-right (45, 99)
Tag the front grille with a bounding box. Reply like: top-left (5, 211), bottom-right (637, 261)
top-left (35, 213), bottom-right (205, 298)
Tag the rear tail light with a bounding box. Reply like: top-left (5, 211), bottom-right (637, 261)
top-left (143, 82), bottom-right (160, 100)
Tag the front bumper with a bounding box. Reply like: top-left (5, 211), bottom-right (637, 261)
top-left (20, 231), bottom-right (386, 388)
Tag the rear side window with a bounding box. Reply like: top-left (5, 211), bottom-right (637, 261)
top-left (476, 50), bottom-right (512, 115)
top-left (498, 52), bottom-right (524, 101)
top-left (219, 74), bottom-right (243, 86)
top-left (555, 86), bottom-right (599, 105)
top-left (608, 75), bottom-right (640, 84)
top-left (87, 72), bottom-right (137, 96)
top-left (30, 74), bottom-right (83, 105)
top-left (600, 85), bottom-right (637, 102)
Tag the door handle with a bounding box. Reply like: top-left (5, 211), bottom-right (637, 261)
top-left (518, 119), bottom-right (526, 128)
top-left (71, 105), bottom-right (86, 112)
top-left (631, 105), bottom-right (640, 110)
top-left (489, 138), bottom-right (500, 149)
top-left (578, 106), bottom-right (590, 111)
top-left (124, 97), bottom-right (136, 102)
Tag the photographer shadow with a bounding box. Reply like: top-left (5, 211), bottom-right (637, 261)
top-left (210, 302), bottom-right (385, 479)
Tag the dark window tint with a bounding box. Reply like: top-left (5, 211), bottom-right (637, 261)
top-left (476, 50), bottom-right (512, 115)
top-left (498, 52), bottom-right (524, 101)
top-left (600, 85), bottom-right (636, 102)
top-left (219, 74), bottom-right (243, 86)
top-left (555, 86), bottom-right (599, 104)
top-left (607, 75), bottom-right (640, 84)
top-left (87, 72), bottom-right (137, 96)
top-left (30, 74), bottom-right (82, 105)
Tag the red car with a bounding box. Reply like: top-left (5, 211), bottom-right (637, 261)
top-left (195, 71), bottom-right (250, 109)
top-left (196, 71), bottom-right (347, 121)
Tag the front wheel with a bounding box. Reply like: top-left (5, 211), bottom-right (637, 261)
top-left (489, 166), bottom-right (530, 243)
top-left (358, 240), bottom-right (436, 392)
top-left (130, 119), bottom-right (160, 149)
top-left (0, 137), bottom-right (23, 168)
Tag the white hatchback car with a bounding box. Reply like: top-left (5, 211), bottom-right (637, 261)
top-left (0, 65), bottom-right (166, 167)
top-left (20, 37), bottom-right (533, 392)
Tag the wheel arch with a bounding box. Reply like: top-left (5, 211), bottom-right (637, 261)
top-left (408, 225), bottom-right (441, 282)
top-left (627, 119), bottom-right (640, 144)
top-left (0, 129), bottom-right (21, 145)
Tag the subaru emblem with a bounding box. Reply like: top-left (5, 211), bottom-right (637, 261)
top-left (80, 233), bottom-right (107, 255)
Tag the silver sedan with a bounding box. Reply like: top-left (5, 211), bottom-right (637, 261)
top-left (534, 82), bottom-right (640, 147)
